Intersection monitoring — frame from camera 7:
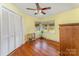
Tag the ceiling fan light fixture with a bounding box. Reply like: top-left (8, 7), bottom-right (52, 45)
top-left (35, 10), bottom-right (43, 15)
top-left (26, 3), bottom-right (51, 15)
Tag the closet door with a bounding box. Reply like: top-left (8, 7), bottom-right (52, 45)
top-left (60, 24), bottom-right (78, 56)
top-left (0, 8), bottom-right (1, 55)
top-left (60, 25), bottom-right (73, 56)
top-left (18, 17), bottom-right (23, 46)
top-left (0, 7), bottom-right (23, 55)
top-left (8, 11), bottom-right (15, 53)
top-left (14, 14), bottom-right (23, 48)
top-left (72, 25), bottom-right (79, 56)
top-left (1, 8), bottom-right (9, 56)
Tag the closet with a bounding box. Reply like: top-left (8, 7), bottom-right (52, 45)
top-left (0, 6), bottom-right (23, 56)
top-left (60, 24), bottom-right (79, 56)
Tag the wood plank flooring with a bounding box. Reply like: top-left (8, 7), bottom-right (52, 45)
top-left (9, 38), bottom-right (60, 56)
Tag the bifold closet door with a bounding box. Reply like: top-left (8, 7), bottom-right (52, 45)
top-left (8, 11), bottom-right (15, 53)
top-left (19, 17), bottom-right (23, 46)
top-left (1, 8), bottom-right (9, 56)
top-left (0, 8), bottom-right (1, 55)
top-left (0, 7), bottom-right (23, 56)
top-left (14, 14), bottom-right (23, 48)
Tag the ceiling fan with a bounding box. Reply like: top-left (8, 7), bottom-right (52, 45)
top-left (26, 3), bottom-right (51, 15)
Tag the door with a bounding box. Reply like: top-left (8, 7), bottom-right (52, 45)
top-left (0, 7), bottom-right (23, 56)
top-left (1, 8), bottom-right (9, 55)
top-left (60, 25), bottom-right (74, 56)
top-left (72, 25), bottom-right (79, 56)
top-left (60, 24), bottom-right (79, 56)
top-left (8, 10), bottom-right (15, 53)
top-left (0, 8), bottom-right (1, 55)
top-left (19, 17), bottom-right (23, 46)
top-left (14, 14), bottom-right (23, 48)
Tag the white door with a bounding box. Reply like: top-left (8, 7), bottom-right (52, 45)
top-left (17, 17), bottom-right (23, 47)
top-left (14, 14), bottom-right (23, 48)
top-left (1, 8), bottom-right (9, 56)
top-left (19, 17), bottom-right (23, 45)
top-left (8, 10), bottom-right (15, 53)
top-left (0, 7), bottom-right (23, 56)
top-left (0, 8), bottom-right (1, 56)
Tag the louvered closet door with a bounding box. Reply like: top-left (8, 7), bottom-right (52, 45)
top-left (14, 14), bottom-right (23, 48)
top-left (1, 8), bottom-right (9, 56)
top-left (8, 10), bottom-right (15, 53)
top-left (0, 8), bottom-right (1, 55)
top-left (18, 17), bottom-right (23, 46)
top-left (0, 7), bottom-right (23, 55)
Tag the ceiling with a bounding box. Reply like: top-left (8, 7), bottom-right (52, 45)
top-left (15, 3), bottom-right (79, 18)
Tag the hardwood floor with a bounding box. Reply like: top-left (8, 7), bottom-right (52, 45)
top-left (9, 38), bottom-right (60, 56)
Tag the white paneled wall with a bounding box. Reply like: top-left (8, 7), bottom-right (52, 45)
top-left (0, 6), bottom-right (23, 56)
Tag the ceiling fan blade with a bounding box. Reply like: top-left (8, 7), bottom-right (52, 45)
top-left (35, 3), bottom-right (40, 9)
top-left (41, 11), bottom-right (46, 15)
top-left (26, 8), bottom-right (36, 10)
top-left (42, 7), bottom-right (51, 10)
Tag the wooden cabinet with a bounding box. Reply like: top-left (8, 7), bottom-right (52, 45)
top-left (60, 24), bottom-right (79, 56)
